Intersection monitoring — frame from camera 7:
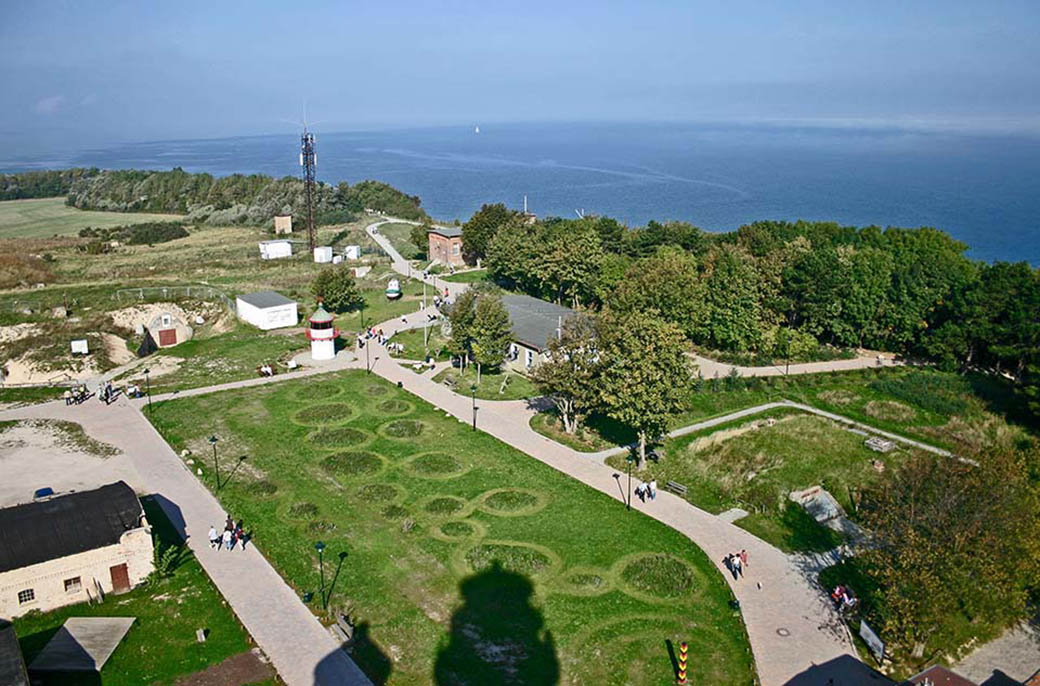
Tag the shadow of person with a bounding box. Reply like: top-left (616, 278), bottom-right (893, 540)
top-left (434, 562), bottom-right (559, 685)
top-left (349, 622), bottom-right (391, 685)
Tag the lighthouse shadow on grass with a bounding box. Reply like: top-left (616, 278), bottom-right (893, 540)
top-left (434, 562), bottom-right (559, 685)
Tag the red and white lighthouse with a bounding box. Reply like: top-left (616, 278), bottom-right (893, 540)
top-left (307, 301), bottom-right (337, 361)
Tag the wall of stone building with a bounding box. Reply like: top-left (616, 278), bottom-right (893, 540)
top-left (503, 342), bottom-right (547, 374)
top-left (428, 234), bottom-right (465, 267)
top-left (0, 527), bottom-right (154, 618)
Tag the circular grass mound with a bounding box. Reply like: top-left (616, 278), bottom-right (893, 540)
top-left (292, 381), bottom-right (342, 401)
top-left (381, 504), bottom-right (409, 520)
top-left (465, 542), bottom-right (552, 576)
top-left (306, 518), bottom-right (336, 533)
top-left (294, 403), bottom-right (355, 426)
top-left (484, 490), bottom-right (539, 512)
top-left (382, 419), bottom-right (424, 438)
top-left (865, 400), bottom-right (916, 422)
top-left (365, 384), bottom-right (388, 396)
top-left (320, 451), bottom-right (384, 477)
top-left (247, 479), bottom-right (278, 496)
top-left (377, 399), bottom-right (412, 416)
top-left (568, 572), bottom-right (605, 589)
top-left (357, 483), bottom-right (400, 503)
top-left (424, 497), bottom-right (466, 516)
top-left (288, 502), bottom-right (319, 519)
top-left (408, 452), bottom-right (465, 478)
top-left (620, 554), bottom-right (695, 599)
top-left (307, 427), bottom-right (369, 448)
top-left (439, 520), bottom-right (476, 538)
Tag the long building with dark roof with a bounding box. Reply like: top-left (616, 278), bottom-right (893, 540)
top-left (0, 482), bottom-right (153, 618)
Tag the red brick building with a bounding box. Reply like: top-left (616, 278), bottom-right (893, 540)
top-left (428, 226), bottom-right (465, 267)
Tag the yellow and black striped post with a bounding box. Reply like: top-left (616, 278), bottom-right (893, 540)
top-left (677, 640), bottom-right (689, 685)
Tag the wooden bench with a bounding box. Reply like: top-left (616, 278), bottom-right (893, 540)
top-left (665, 480), bottom-right (688, 496)
top-left (330, 613), bottom-right (355, 650)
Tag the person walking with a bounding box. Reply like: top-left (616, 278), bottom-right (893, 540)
top-left (64, 389), bottom-right (72, 406)
top-left (648, 479), bottom-right (657, 500)
top-left (732, 552), bottom-right (743, 578)
top-left (222, 528), bottom-right (233, 551)
top-left (739, 549), bottom-right (749, 570)
top-left (208, 525), bottom-right (220, 550)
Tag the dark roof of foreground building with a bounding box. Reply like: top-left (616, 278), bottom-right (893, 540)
top-left (0, 482), bottom-right (145, 574)
top-left (501, 294), bottom-right (576, 351)
top-left (0, 620), bottom-right (28, 686)
top-left (428, 226), bottom-right (462, 238)
top-left (906, 665), bottom-right (978, 686)
top-left (237, 290), bottom-right (296, 309)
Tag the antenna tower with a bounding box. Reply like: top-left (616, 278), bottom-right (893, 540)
top-left (300, 126), bottom-right (317, 251)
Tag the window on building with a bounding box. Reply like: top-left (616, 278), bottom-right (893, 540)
top-left (452, 243), bottom-right (460, 255)
top-left (64, 577), bottom-right (82, 593)
top-left (17, 588), bottom-right (34, 604)
top-left (525, 348), bottom-right (534, 368)
top-left (161, 314), bottom-right (172, 327)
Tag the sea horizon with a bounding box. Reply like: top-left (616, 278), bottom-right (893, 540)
top-left (3, 120), bottom-right (1039, 265)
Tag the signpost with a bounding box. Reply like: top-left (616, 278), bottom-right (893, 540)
top-left (859, 619), bottom-right (885, 664)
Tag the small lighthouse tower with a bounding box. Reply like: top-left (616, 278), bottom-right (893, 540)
top-left (307, 300), bottom-right (337, 361)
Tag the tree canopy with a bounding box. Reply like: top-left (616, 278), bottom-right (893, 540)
top-left (311, 265), bottom-right (364, 313)
top-left (461, 203), bottom-right (515, 264)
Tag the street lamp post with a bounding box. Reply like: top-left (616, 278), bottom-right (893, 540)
top-left (626, 453), bottom-right (633, 511)
top-left (315, 541), bottom-right (327, 610)
top-left (143, 368), bottom-right (151, 413)
top-left (209, 436), bottom-right (220, 490)
top-left (470, 384), bottom-right (477, 431)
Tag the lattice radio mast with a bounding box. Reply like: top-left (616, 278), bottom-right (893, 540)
top-left (300, 125), bottom-right (317, 251)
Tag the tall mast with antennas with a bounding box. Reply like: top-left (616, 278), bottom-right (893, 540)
top-left (300, 123), bottom-right (317, 251)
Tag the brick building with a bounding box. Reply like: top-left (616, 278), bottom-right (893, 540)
top-left (428, 226), bottom-right (465, 267)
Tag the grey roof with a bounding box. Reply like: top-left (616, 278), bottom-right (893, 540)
top-left (0, 482), bottom-right (144, 574)
top-left (237, 290), bottom-right (296, 309)
top-left (428, 226), bottom-right (462, 238)
top-left (501, 294), bottom-right (576, 351)
top-left (0, 620), bottom-right (28, 686)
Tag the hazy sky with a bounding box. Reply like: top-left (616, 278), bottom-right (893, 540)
top-left (2, 0), bottom-right (1039, 152)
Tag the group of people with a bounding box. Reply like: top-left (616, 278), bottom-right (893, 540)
top-left (723, 549), bottom-right (750, 580)
top-left (257, 363), bottom-right (275, 377)
top-left (209, 515), bottom-right (248, 551)
top-left (831, 584), bottom-right (857, 611)
top-left (634, 479), bottom-right (658, 502)
top-left (64, 381), bottom-right (143, 406)
top-left (63, 384), bottom-right (92, 405)
top-left (98, 380), bottom-right (118, 404)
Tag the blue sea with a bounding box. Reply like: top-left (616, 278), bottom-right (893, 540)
top-left (3, 122), bottom-right (1039, 264)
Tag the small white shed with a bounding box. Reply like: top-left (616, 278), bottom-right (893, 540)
top-left (235, 291), bottom-right (298, 330)
top-left (314, 246), bottom-right (333, 263)
top-left (259, 240), bottom-right (292, 260)
top-left (344, 245), bottom-right (361, 260)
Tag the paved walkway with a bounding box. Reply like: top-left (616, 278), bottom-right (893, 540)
top-left (953, 620), bottom-right (1040, 685)
top-left (0, 398), bottom-right (371, 686)
top-left (689, 351), bottom-right (903, 378)
top-left (366, 218), bottom-right (469, 300)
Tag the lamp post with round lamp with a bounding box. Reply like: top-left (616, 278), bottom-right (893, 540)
top-left (470, 384), bottom-right (477, 431)
top-left (314, 541), bottom-right (327, 610)
top-left (143, 368), bottom-right (151, 413)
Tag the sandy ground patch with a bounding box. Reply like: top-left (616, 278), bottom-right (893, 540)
top-left (109, 300), bottom-right (232, 337)
top-left (0, 323), bottom-right (41, 344)
top-left (103, 332), bottom-right (136, 366)
top-left (0, 420), bottom-right (143, 507)
top-left (1, 352), bottom-right (100, 385)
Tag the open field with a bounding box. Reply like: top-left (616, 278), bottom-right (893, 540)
top-left (607, 411), bottom-right (927, 552)
top-left (377, 222), bottom-right (423, 260)
top-left (148, 371), bottom-right (756, 685)
top-left (12, 497), bottom-right (264, 686)
top-left (433, 364), bottom-right (539, 401)
top-left (0, 197), bottom-right (183, 239)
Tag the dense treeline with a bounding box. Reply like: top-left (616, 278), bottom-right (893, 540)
top-left (79, 221), bottom-right (189, 245)
top-left (65, 168), bottom-right (426, 225)
top-left (0, 168), bottom-right (100, 200)
top-left (464, 205), bottom-right (1040, 418)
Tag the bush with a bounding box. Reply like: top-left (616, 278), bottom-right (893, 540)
top-left (78, 221), bottom-right (188, 245)
top-left (312, 265), bottom-right (364, 313)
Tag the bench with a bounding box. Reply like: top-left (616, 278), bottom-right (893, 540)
top-left (665, 480), bottom-right (688, 496)
top-left (330, 613), bottom-right (355, 650)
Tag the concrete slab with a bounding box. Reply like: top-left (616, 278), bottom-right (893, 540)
top-left (29, 617), bottom-right (135, 672)
top-left (719, 507), bottom-right (750, 523)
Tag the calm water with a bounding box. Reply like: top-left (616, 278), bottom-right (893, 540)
top-left (3, 122), bottom-right (1039, 264)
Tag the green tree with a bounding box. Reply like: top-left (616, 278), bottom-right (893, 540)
top-left (470, 295), bottom-right (512, 382)
top-left (703, 245), bottom-right (763, 351)
top-left (610, 246), bottom-right (707, 340)
top-left (485, 217), bottom-right (540, 292)
top-left (531, 313), bottom-right (602, 434)
top-left (462, 203), bottom-right (515, 264)
top-left (410, 222), bottom-right (431, 258)
top-left (533, 221), bottom-right (604, 307)
top-left (447, 288), bottom-right (480, 369)
top-left (598, 310), bottom-right (692, 467)
top-left (311, 265), bottom-right (364, 313)
top-left (856, 447), bottom-right (1040, 658)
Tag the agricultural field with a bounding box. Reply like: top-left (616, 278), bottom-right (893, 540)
top-left (0, 197), bottom-right (182, 239)
top-left (147, 371), bottom-right (756, 686)
top-left (12, 498), bottom-right (268, 686)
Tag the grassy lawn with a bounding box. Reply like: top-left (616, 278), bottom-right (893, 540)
top-left (529, 411), bottom-right (618, 452)
top-left (13, 497), bottom-right (257, 685)
top-left (0, 197), bottom-right (183, 239)
top-left (606, 411), bottom-right (925, 552)
top-left (387, 326), bottom-right (451, 361)
top-left (333, 279), bottom-right (434, 335)
top-left (442, 269), bottom-right (488, 284)
top-left (433, 365), bottom-right (539, 401)
top-left (147, 371), bottom-right (756, 685)
top-left (377, 222), bottom-right (423, 260)
top-left (0, 385), bottom-right (63, 405)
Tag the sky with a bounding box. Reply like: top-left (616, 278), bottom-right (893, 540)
top-left (1, 0), bottom-right (1039, 153)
